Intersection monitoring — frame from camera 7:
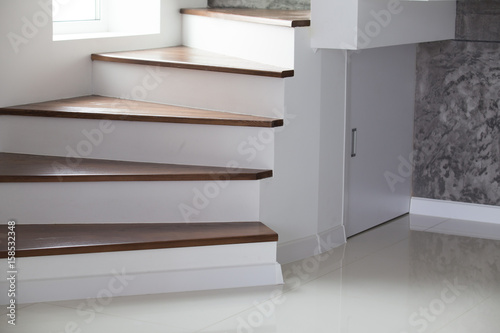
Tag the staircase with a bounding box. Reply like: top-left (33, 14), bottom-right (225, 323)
top-left (0, 8), bottom-right (314, 304)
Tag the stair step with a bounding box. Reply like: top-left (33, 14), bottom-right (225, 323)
top-left (180, 8), bottom-right (311, 27)
top-left (0, 95), bottom-right (283, 128)
top-left (91, 46), bottom-right (294, 78)
top-left (0, 222), bottom-right (278, 258)
top-left (0, 153), bottom-right (272, 182)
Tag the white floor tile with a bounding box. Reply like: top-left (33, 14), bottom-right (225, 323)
top-left (409, 214), bottom-right (449, 231)
top-left (338, 238), bottom-right (412, 301)
top-left (200, 217), bottom-right (500, 333)
top-left (199, 269), bottom-right (345, 333)
top-left (0, 303), bottom-right (33, 317)
top-left (436, 291), bottom-right (500, 333)
top-left (280, 243), bottom-right (345, 292)
top-left (342, 214), bottom-right (411, 265)
top-left (52, 285), bottom-right (281, 332)
top-left (0, 303), bottom-right (187, 333)
top-left (426, 218), bottom-right (500, 241)
top-left (338, 235), bottom-right (489, 332)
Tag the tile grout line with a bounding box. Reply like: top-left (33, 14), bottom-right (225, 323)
top-left (41, 301), bottom-right (189, 331)
top-left (433, 295), bottom-right (493, 333)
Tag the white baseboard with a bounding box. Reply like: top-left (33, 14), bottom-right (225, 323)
top-left (1, 263), bottom-right (282, 305)
top-left (0, 242), bottom-right (283, 305)
top-left (410, 197), bottom-right (500, 225)
top-left (317, 225), bottom-right (347, 253)
top-left (277, 225), bottom-right (346, 264)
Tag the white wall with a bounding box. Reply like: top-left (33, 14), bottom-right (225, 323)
top-left (317, 49), bottom-right (348, 241)
top-left (0, 0), bottom-right (206, 108)
top-left (311, 0), bottom-right (455, 50)
top-left (264, 30), bottom-right (348, 263)
top-left (260, 28), bottom-right (321, 262)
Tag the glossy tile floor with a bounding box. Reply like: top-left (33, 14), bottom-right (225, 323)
top-left (2, 214), bottom-right (500, 332)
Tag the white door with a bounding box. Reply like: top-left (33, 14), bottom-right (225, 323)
top-left (345, 44), bottom-right (416, 237)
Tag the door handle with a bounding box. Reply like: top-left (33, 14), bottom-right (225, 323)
top-left (351, 128), bottom-right (357, 157)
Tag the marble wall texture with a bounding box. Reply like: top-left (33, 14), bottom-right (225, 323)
top-left (413, 2), bottom-right (500, 206)
top-left (456, 0), bottom-right (500, 41)
top-left (208, 0), bottom-right (310, 9)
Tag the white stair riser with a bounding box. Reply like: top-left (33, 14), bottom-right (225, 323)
top-left (5, 243), bottom-right (278, 280)
top-left (0, 116), bottom-right (276, 170)
top-left (92, 62), bottom-right (286, 118)
top-left (0, 180), bottom-right (260, 224)
top-left (182, 14), bottom-right (295, 68)
top-left (0, 242), bottom-right (282, 304)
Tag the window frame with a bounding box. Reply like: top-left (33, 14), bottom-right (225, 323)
top-left (52, 0), bottom-right (161, 41)
top-left (53, 0), bottom-right (101, 23)
top-left (53, 0), bottom-right (109, 37)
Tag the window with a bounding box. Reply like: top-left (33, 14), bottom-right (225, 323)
top-left (52, 0), bottom-right (160, 41)
top-left (53, 0), bottom-right (101, 22)
top-left (53, 0), bottom-right (108, 38)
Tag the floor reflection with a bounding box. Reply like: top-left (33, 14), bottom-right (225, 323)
top-left (2, 215), bottom-right (499, 333)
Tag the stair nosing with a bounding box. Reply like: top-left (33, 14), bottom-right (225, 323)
top-left (0, 153), bottom-right (273, 183)
top-left (0, 95), bottom-right (284, 128)
top-left (0, 222), bottom-right (279, 258)
top-left (91, 46), bottom-right (294, 78)
top-left (180, 8), bottom-right (311, 27)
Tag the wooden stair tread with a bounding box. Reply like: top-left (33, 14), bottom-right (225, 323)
top-left (180, 8), bottom-right (311, 27)
top-left (0, 95), bottom-right (283, 128)
top-left (0, 153), bottom-right (272, 182)
top-left (0, 222), bottom-right (278, 258)
top-left (91, 46), bottom-right (294, 78)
